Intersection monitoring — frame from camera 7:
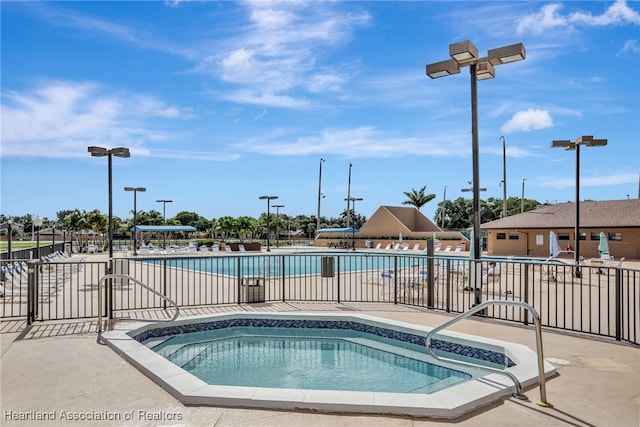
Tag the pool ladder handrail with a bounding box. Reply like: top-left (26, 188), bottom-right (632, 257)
top-left (424, 299), bottom-right (552, 407)
top-left (97, 273), bottom-right (179, 334)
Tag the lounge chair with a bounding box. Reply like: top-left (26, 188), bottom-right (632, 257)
top-left (443, 245), bottom-right (452, 252)
top-left (224, 245), bottom-right (232, 253)
top-left (434, 244), bottom-right (441, 252)
top-left (374, 243), bottom-right (382, 250)
top-left (454, 245), bottom-right (462, 252)
top-left (384, 244), bottom-right (392, 250)
top-left (412, 243), bottom-right (420, 250)
top-left (198, 245), bottom-right (209, 253)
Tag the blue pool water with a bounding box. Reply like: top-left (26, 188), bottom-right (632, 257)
top-left (144, 253), bottom-right (405, 277)
top-left (152, 327), bottom-right (471, 394)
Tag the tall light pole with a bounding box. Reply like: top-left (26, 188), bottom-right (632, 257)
top-left (125, 187), bottom-right (146, 256)
top-left (346, 163), bottom-right (352, 228)
top-left (500, 136), bottom-right (508, 218)
top-left (316, 158), bottom-right (324, 234)
top-left (427, 40), bottom-right (525, 301)
top-left (88, 146), bottom-right (130, 272)
top-left (441, 186), bottom-right (448, 229)
top-left (344, 197), bottom-right (363, 250)
top-left (259, 195), bottom-right (278, 251)
top-left (551, 136), bottom-right (607, 275)
top-left (156, 199), bottom-right (173, 248)
top-left (273, 204), bottom-right (284, 247)
top-left (520, 178), bottom-right (527, 213)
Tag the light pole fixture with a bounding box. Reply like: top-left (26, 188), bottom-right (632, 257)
top-left (500, 136), bottom-right (508, 219)
top-left (156, 199), bottom-right (173, 248)
top-left (521, 178), bottom-right (527, 213)
top-left (316, 158), bottom-right (325, 234)
top-left (427, 40), bottom-right (525, 303)
top-left (88, 146), bottom-right (130, 272)
top-left (441, 186), bottom-right (448, 229)
top-left (125, 187), bottom-right (146, 256)
top-left (33, 215), bottom-right (43, 260)
top-left (551, 135), bottom-right (607, 275)
top-left (273, 204), bottom-right (284, 247)
top-left (344, 197), bottom-right (363, 250)
top-left (346, 163), bottom-right (352, 229)
top-left (259, 195), bottom-right (278, 251)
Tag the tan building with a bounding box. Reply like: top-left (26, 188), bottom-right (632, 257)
top-left (481, 199), bottom-right (640, 259)
top-left (316, 206), bottom-right (466, 249)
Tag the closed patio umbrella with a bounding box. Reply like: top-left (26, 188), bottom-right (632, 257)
top-left (598, 232), bottom-right (609, 256)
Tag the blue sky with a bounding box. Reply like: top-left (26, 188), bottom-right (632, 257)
top-left (2, 1), bottom-right (639, 224)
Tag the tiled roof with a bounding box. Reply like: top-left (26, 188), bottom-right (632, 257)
top-left (481, 199), bottom-right (640, 230)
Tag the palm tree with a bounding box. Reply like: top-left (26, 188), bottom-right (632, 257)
top-left (402, 186), bottom-right (436, 210)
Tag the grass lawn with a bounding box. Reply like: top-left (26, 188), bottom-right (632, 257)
top-left (0, 241), bottom-right (52, 253)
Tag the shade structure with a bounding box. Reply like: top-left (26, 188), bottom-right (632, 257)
top-left (550, 231), bottom-right (562, 258)
top-left (316, 227), bottom-right (360, 234)
top-left (598, 232), bottom-right (609, 255)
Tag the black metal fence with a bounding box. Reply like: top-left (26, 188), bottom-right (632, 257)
top-left (1, 252), bottom-right (638, 346)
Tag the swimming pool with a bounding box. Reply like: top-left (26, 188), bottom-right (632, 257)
top-left (143, 253), bottom-right (406, 277)
top-left (103, 312), bottom-right (555, 418)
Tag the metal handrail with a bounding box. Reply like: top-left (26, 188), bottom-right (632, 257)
top-left (97, 273), bottom-right (179, 333)
top-left (425, 299), bottom-right (552, 407)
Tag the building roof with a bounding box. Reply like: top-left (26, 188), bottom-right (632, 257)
top-left (481, 199), bottom-right (640, 230)
top-left (358, 206), bottom-right (441, 235)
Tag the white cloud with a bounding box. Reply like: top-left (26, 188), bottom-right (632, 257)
top-left (618, 39), bottom-right (640, 56)
top-left (517, 0), bottom-right (640, 35)
top-left (231, 126), bottom-right (471, 158)
top-left (0, 81), bottom-right (193, 158)
top-left (501, 109), bottom-right (554, 133)
top-left (541, 172), bottom-right (639, 189)
top-left (209, 2), bottom-right (371, 107)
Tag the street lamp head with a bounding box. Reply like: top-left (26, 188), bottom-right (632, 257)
top-left (88, 146), bottom-right (108, 157)
top-left (33, 215), bottom-right (43, 227)
top-left (88, 146), bottom-right (131, 158)
top-left (111, 147), bottom-right (131, 158)
top-left (476, 61), bottom-right (495, 80)
top-left (576, 135), bottom-right (607, 147)
top-left (488, 43), bottom-right (526, 65)
top-left (156, 199), bottom-right (173, 203)
top-left (550, 140), bottom-right (573, 149)
top-left (259, 195), bottom-right (278, 201)
top-left (426, 59), bottom-right (460, 79)
top-left (125, 187), bottom-right (146, 192)
top-left (449, 40), bottom-right (478, 63)
top-left (273, 204), bottom-right (285, 208)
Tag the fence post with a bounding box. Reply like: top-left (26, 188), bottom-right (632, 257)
top-left (27, 260), bottom-right (37, 325)
top-left (426, 240), bottom-right (434, 309)
top-left (336, 256), bottom-right (341, 303)
top-left (281, 255), bottom-right (285, 302)
top-left (523, 264), bottom-right (530, 326)
top-left (615, 268), bottom-right (622, 341)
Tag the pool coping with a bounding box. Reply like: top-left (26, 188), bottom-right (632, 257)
top-left (101, 312), bottom-right (556, 419)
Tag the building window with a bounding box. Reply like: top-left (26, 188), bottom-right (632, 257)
top-left (509, 233), bottom-right (519, 240)
top-left (558, 233), bottom-right (570, 241)
top-left (608, 232), bottom-right (622, 241)
top-left (590, 232), bottom-right (600, 240)
top-left (496, 233), bottom-right (506, 240)
top-left (578, 232), bottom-right (586, 241)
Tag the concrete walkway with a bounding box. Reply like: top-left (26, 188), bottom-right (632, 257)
top-left (1, 301), bottom-right (639, 427)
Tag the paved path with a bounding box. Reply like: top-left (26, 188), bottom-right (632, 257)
top-left (1, 301), bottom-right (639, 426)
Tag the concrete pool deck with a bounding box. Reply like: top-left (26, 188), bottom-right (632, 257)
top-left (1, 300), bottom-right (639, 427)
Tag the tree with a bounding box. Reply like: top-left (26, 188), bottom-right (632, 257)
top-left (174, 211), bottom-right (200, 227)
top-left (402, 186), bottom-right (436, 210)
